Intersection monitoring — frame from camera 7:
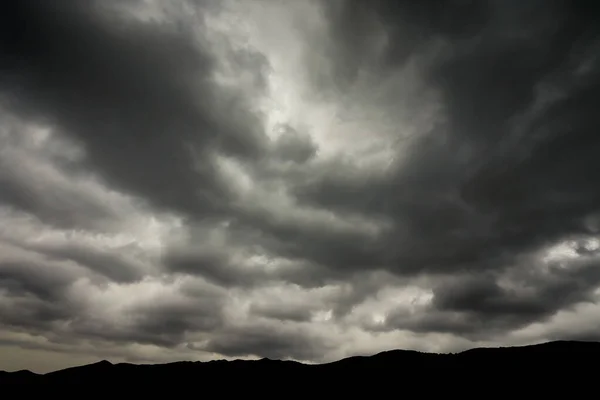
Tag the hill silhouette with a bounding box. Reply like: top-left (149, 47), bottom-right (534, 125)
top-left (2, 340), bottom-right (598, 386)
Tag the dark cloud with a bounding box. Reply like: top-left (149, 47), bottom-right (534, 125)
top-left (71, 296), bottom-right (226, 348)
top-left (315, 0), bottom-right (490, 91)
top-left (380, 251), bottom-right (600, 337)
top-left (0, 127), bottom-right (130, 232)
top-left (0, 252), bottom-right (85, 337)
top-left (0, 212), bottom-right (152, 283)
top-left (161, 221), bottom-right (355, 290)
top-left (0, 253), bottom-right (226, 349)
top-left (227, 210), bottom-right (390, 282)
top-left (250, 303), bottom-right (313, 323)
top-left (291, 0), bottom-right (600, 278)
top-left (2, 0), bottom-right (600, 371)
top-left (164, 241), bottom-right (347, 290)
top-left (0, 295), bottom-right (75, 334)
top-left (271, 124), bottom-right (317, 164)
top-left (0, 0), bottom-right (268, 219)
top-left (0, 257), bottom-right (83, 302)
top-left (203, 324), bottom-right (332, 361)
top-left (29, 243), bottom-right (146, 284)
top-left (165, 248), bottom-right (261, 288)
top-left (264, 0), bottom-right (600, 344)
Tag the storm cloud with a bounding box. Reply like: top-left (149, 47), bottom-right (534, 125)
top-left (1, 0), bottom-right (600, 373)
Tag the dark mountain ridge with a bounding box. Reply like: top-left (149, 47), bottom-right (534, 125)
top-left (2, 340), bottom-right (598, 385)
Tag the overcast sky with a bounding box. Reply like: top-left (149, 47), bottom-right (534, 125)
top-left (1, 0), bottom-right (600, 373)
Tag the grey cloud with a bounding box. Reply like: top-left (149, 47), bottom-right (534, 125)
top-left (435, 260), bottom-right (600, 318)
top-left (553, 332), bottom-right (600, 343)
top-left (2, 0), bottom-right (600, 371)
top-left (203, 324), bottom-right (332, 361)
top-left (0, 236), bottom-right (226, 350)
top-left (250, 303), bottom-right (313, 323)
top-left (381, 251), bottom-right (600, 337)
top-left (72, 298), bottom-right (226, 348)
top-left (230, 210), bottom-right (388, 278)
top-left (134, 293), bottom-right (226, 338)
top-left (289, 0), bottom-right (600, 281)
top-left (0, 245), bottom-right (87, 334)
top-left (0, 136), bottom-right (128, 232)
top-left (0, 295), bottom-right (75, 333)
top-left (1, 274), bottom-right (227, 350)
top-left (165, 248), bottom-right (261, 288)
top-left (0, 246), bottom-right (87, 302)
top-left (0, 273), bottom-right (81, 337)
top-left (0, 0), bottom-right (269, 219)
top-left (28, 243), bottom-right (147, 284)
top-left (315, 0), bottom-right (490, 91)
top-left (161, 220), bottom-right (353, 290)
top-left (247, 271), bottom-right (409, 325)
top-left (0, 261), bottom-right (69, 302)
top-left (271, 124), bottom-right (317, 164)
top-left (0, 208), bottom-right (152, 283)
top-left (540, 302), bottom-right (600, 343)
top-left (164, 242), bottom-right (340, 290)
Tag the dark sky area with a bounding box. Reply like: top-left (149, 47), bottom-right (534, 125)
top-left (1, 0), bottom-right (600, 373)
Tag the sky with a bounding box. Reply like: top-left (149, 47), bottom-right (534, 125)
top-left (1, 0), bottom-right (600, 373)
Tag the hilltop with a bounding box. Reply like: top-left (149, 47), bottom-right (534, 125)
top-left (2, 340), bottom-right (598, 386)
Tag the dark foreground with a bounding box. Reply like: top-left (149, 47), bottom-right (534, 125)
top-left (1, 340), bottom-right (598, 386)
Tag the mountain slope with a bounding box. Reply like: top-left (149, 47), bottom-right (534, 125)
top-left (2, 340), bottom-right (598, 385)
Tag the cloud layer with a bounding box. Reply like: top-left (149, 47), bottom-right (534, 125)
top-left (1, 0), bottom-right (600, 372)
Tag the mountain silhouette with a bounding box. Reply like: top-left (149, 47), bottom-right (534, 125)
top-left (2, 340), bottom-right (598, 386)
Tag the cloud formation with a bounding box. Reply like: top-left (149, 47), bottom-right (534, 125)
top-left (1, 0), bottom-right (600, 372)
